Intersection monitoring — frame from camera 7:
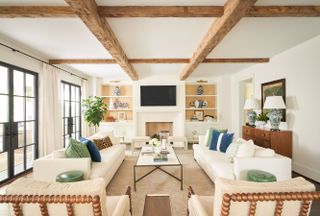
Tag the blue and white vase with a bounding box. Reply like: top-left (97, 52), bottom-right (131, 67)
top-left (197, 85), bottom-right (203, 95)
top-left (113, 86), bottom-right (121, 96)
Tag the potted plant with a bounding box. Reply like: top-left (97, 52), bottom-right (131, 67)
top-left (256, 111), bottom-right (269, 128)
top-left (82, 96), bottom-right (108, 132)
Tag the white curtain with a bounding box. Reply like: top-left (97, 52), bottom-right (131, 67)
top-left (39, 64), bottom-right (63, 156)
top-left (81, 79), bottom-right (92, 137)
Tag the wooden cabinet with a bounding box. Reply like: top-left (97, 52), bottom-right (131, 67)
top-left (242, 126), bottom-right (292, 158)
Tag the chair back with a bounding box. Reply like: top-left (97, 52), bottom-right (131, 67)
top-left (214, 177), bottom-right (317, 216)
top-left (1, 178), bottom-right (107, 216)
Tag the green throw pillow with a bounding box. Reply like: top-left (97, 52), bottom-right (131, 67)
top-left (206, 128), bottom-right (228, 147)
top-left (65, 138), bottom-right (91, 158)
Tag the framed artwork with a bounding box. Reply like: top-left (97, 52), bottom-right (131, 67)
top-left (194, 110), bottom-right (204, 121)
top-left (261, 79), bottom-right (286, 121)
top-left (117, 111), bottom-right (126, 121)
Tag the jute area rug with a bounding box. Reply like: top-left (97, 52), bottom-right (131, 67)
top-left (106, 150), bottom-right (214, 216)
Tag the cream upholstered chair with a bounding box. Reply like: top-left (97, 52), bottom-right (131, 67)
top-left (188, 177), bottom-right (320, 216)
top-left (0, 178), bottom-right (131, 216)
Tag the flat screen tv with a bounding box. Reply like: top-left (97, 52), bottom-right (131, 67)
top-left (140, 85), bottom-right (176, 106)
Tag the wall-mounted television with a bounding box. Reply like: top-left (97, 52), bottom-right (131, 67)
top-left (140, 85), bottom-right (176, 106)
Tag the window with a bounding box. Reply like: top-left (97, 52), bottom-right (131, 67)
top-left (61, 82), bottom-right (81, 147)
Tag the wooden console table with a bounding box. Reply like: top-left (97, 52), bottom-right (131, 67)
top-left (242, 126), bottom-right (292, 158)
top-left (143, 194), bottom-right (172, 216)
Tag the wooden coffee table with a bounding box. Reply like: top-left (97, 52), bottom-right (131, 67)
top-left (133, 146), bottom-right (183, 191)
top-left (143, 194), bottom-right (172, 216)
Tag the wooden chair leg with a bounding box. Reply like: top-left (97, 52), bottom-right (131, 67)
top-left (126, 186), bottom-right (132, 214)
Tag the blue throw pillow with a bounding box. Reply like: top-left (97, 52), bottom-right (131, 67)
top-left (80, 137), bottom-right (101, 162)
top-left (209, 131), bottom-right (234, 153)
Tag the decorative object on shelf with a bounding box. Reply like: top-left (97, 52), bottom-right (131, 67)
top-left (197, 85), bottom-right (203, 95)
top-left (82, 96), bottom-right (108, 129)
top-left (113, 99), bottom-right (129, 109)
top-left (202, 100), bottom-right (208, 108)
top-left (244, 98), bottom-right (260, 127)
top-left (261, 79), bottom-right (286, 121)
top-left (113, 86), bottom-right (121, 96)
top-left (204, 115), bottom-right (215, 122)
top-left (117, 111), bottom-right (126, 121)
top-left (194, 110), bottom-right (204, 121)
top-left (263, 96), bottom-right (286, 131)
top-left (190, 114), bottom-right (198, 121)
top-left (108, 98), bottom-right (114, 109)
top-left (194, 100), bottom-right (200, 108)
top-left (256, 112), bottom-right (269, 128)
top-left (189, 101), bottom-right (195, 108)
top-left (105, 116), bottom-right (116, 122)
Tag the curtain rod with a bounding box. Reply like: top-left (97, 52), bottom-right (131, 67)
top-left (0, 42), bottom-right (88, 81)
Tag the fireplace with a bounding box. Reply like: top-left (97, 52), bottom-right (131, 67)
top-left (146, 122), bottom-right (173, 138)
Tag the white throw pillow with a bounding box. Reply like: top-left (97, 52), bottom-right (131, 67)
top-left (236, 139), bottom-right (255, 157)
top-left (254, 148), bottom-right (275, 157)
top-left (204, 129), bottom-right (210, 146)
top-left (226, 138), bottom-right (246, 162)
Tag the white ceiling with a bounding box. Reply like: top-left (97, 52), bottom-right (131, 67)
top-left (0, 0), bottom-right (320, 80)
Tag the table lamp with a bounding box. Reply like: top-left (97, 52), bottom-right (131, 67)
top-left (263, 96), bottom-right (286, 131)
top-left (244, 98), bottom-right (259, 127)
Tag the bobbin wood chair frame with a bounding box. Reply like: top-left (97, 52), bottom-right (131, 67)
top-left (188, 186), bottom-right (320, 216)
top-left (0, 186), bottom-right (132, 216)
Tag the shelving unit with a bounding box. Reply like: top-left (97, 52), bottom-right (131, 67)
top-left (185, 83), bottom-right (218, 121)
top-left (101, 85), bottom-right (133, 121)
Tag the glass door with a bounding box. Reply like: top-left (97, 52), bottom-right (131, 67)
top-left (61, 82), bottom-right (81, 147)
top-left (0, 62), bottom-right (38, 184)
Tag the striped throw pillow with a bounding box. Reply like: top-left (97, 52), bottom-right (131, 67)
top-left (65, 138), bottom-right (91, 158)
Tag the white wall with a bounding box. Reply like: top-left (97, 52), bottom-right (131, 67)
top-left (231, 35), bottom-right (320, 182)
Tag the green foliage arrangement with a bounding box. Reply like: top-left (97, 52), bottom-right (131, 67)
top-left (82, 96), bottom-right (108, 127)
top-left (256, 112), bottom-right (269, 122)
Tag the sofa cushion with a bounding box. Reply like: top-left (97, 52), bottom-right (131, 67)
top-left (65, 138), bottom-right (91, 158)
top-left (204, 128), bottom-right (228, 147)
top-left (80, 137), bottom-right (101, 162)
top-left (236, 139), bottom-right (255, 157)
top-left (254, 148), bottom-right (275, 157)
top-left (209, 131), bottom-right (234, 153)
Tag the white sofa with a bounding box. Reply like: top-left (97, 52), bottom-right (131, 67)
top-left (33, 131), bottom-right (126, 187)
top-left (193, 135), bottom-right (292, 182)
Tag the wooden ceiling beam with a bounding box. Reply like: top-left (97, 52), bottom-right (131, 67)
top-left (1, 6), bottom-right (320, 18)
top-left (180, 0), bottom-right (257, 80)
top-left (65, 0), bottom-right (138, 80)
top-left (49, 58), bottom-right (269, 64)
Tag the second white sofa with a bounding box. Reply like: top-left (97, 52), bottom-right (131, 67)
top-left (33, 131), bottom-right (126, 187)
top-left (193, 135), bottom-right (292, 182)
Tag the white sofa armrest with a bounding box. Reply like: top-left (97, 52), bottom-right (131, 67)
top-left (33, 158), bottom-right (91, 182)
top-left (188, 195), bottom-right (209, 216)
top-left (198, 135), bottom-right (206, 148)
top-left (233, 155), bottom-right (292, 181)
top-left (111, 195), bottom-right (130, 216)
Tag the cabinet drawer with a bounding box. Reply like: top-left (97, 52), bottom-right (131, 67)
top-left (255, 139), bottom-right (271, 148)
top-left (243, 127), bottom-right (254, 136)
top-left (254, 129), bottom-right (270, 140)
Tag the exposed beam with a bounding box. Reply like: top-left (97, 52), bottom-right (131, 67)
top-left (65, 0), bottom-right (138, 80)
top-left (0, 6), bottom-right (75, 18)
top-left (1, 6), bottom-right (320, 18)
top-left (49, 58), bottom-right (269, 64)
top-left (180, 0), bottom-right (257, 80)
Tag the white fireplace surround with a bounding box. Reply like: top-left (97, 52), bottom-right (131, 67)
top-left (135, 110), bottom-right (184, 137)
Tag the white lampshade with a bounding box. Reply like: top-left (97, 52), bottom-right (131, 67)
top-left (244, 98), bottom-right (260, 110)
top-left (263, 96), bottom-right (286, 109)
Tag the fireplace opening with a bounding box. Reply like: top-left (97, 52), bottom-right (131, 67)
top-left (146, 122), bottom-right (173, 138)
